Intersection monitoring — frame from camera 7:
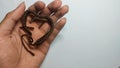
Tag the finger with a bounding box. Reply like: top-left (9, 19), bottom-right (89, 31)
top-left (0, 2), bottom-right (25, 34)
top-left (40, 0), bottom-right (62, 16)
top-left (28, 1), bottom-right (45, 13)
top-left (48, 0), bottom-right (62, 12)
top-left (51, 5), bottom-right (69, 24)
top-left (47, 17), bottom-right (66, 44)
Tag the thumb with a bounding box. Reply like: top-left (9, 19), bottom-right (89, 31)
top-left (0, 2), bottom-right (25, 34)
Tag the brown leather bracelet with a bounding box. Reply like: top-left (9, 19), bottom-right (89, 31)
top-left (20, 10), bottom-right (54, 56)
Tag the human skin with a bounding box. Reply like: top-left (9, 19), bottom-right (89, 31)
top-left (0, 0), bottom-right (69, 68)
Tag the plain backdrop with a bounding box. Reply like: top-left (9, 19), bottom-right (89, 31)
top-left (0, 0), bottom-right (120, 68)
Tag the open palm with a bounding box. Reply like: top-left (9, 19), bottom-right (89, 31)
top-left (0, 1), bottom-right (69, 68)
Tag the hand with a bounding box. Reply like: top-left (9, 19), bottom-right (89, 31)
top-left (0, 1), bottom-right (69, 68)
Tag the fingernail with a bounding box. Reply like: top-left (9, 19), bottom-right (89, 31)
top-left (54, 0), bottom-right (61, 2)
top-left (16, 1), bottom-right (25, 9)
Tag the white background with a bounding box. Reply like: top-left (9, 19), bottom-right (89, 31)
top-left (0, 0), bottom-right (120, 68)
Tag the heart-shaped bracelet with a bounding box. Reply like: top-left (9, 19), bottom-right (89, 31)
top-left (20, 10), bottom-right (54, 56)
